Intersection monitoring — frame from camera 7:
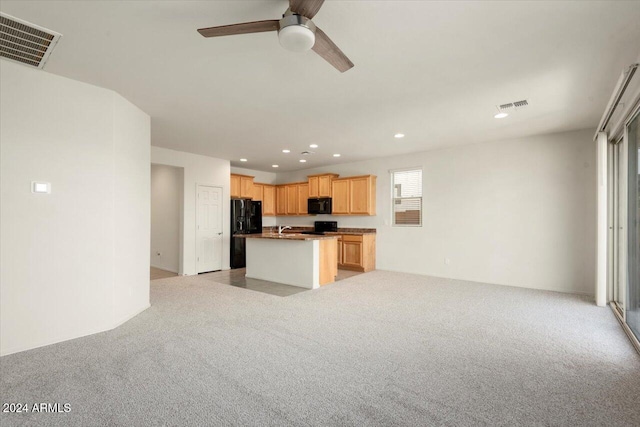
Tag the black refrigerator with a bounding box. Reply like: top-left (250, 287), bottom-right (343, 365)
top-left (230, 199), bottom-right (262, 269)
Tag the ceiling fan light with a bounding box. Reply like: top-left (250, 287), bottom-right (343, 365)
top-left (278, 25), bottom-right (315, 52)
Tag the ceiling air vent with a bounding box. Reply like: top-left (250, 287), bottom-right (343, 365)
top-left (498, 99), bottom-right (529, 111)
top-left (0, 12), bottom-right (62, 69)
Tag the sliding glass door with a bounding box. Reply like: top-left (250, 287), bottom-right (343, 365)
top-left (626, 112), bottom-right (640, 339)
top-left (609, 108), bottom-right (640, 347)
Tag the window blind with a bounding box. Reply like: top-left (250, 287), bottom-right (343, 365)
top-left (392, 169), bottom-right (422, 226)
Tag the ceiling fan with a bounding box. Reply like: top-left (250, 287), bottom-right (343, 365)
top-left (197, 0), bottom-right (354, 73)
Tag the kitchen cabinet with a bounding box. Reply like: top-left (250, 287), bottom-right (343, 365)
top-left (286, 185), bottom-right (298, 215)
top-left (308, 173), bottom-right (339, 198)
top-left (298, 183), bottom-right (309, 215)
top-left (252, 183), bottom-right (263, 201)
top-left (262, 185), bottom-right (276, 216)
top-left (230, 174), bottom-right (254, 199)
top-left (331, 179), bottom-right (350, 214)
top-left (350, 175), bottom-right (376, 215)
top-left (239, 181), bottom-right (275, 216)
top-left (275, 183), bottom-right (309, 216)
top-left (331, 175), bottom-right (376, 215)
top-left (240, 176), bottom-right (254, 198)
top-left (276, 186), bottom-right (287, 215)
top-left (230, 174), bottom-right (240, 198)
top-left (337, 234), bottom-right (376, 272)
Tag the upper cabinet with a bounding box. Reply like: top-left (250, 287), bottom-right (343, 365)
top-left (276, 185), bottom-right (287, 215)
top-left (298, 183), bottom-right (309, 215)
top-left (308, 173), bottom-right (339, 198)
top-left (230, 172), bottom-right (375, 216)
top-left (331, 179), bottom-right (350, 215)
top-left (252, 183), bottom-right (263, 201)
top-left (331, 175), bottom-right (376, 216)
top-left (262, 185), bottom-right (276, 216)
top-left (286, 184), bottom-right (298, 215)
top-left (230, 174), bottom-right (254, 199)
top-left (274, 182), bottom-right (309, 216)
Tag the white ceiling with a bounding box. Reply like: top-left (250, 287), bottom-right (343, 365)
top-left (2, 1), bottom-right (640, 171)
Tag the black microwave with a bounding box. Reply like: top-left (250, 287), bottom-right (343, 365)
top-left (308, 197), bottom-right (332, 215)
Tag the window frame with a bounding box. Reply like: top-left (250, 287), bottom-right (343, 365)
top-left (390, 167), bottom-right (423, 227)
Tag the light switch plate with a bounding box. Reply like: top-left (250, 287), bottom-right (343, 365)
top-left (32, 182), bottom-right (51, 194)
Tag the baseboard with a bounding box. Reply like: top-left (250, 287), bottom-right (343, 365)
top-left (150, 263), bottom-right (178, 274)
top-left (1, 303), bottom-right (151, 357)
top-left (112, 303), bottom-right (151, 329)
top-left (377, 268), bottom-right (595, 298)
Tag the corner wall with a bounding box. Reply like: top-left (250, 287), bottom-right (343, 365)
top-left (0, 61), bottom-right (150, 356)
top-left (277, 129), bottom-right (597, 295)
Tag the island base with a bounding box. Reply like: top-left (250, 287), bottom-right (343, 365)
top-left (245, 238), bottom-right (337, 289)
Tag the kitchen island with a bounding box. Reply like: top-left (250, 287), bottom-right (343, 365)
top-left (238, 233), bottom-right (339, 289)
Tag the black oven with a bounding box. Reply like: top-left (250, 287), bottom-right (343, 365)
top-left (308, 197), bottom-right (332, 215)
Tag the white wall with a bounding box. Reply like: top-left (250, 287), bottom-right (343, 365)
top-left (150, 164), bottom-right (183, 273)
top-left (277, 129), bottom-right (596, 295)
top-left (151, 147), bottom-right (230, 274)
top-left (0, 61), bottom-right (150, 356)
top-left (231, 166), bottom-right (277, 185)
top-left (230, 166), bottom-right (278, 227)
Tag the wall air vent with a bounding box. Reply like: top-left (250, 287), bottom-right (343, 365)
top-left (0, 12), bottom-right (62, 69)
top-left (498, 99), bottom-right (529, 111)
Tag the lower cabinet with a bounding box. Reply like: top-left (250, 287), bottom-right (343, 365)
top-left (336, 234), bottom-right (375, 272)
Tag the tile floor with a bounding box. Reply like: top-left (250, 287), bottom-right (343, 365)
top-left (150, 267), bottom-right (178, 280)
top-left (151, 266), bottom-right (363, 297)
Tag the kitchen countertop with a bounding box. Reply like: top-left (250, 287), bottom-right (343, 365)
top-left (261, 227), bottom-right (376, 235)
top-left (236, 233), bottom-right (339, 241)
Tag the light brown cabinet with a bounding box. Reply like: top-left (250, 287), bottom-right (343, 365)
top-left (331, 179), bottom-right (350, 214)
top-left (275, 183), bottom-right (309, 216)
top-left (252, 183), bottom-right (263, 201)
top-left (298, 183), bottom-right (309, 215)
top-left (262, 185), bottom-right (276, 216)
top-left (230, 174), bottom-right (241, 198)
top-left (308, 173), bottom-right (339, 198)
top-left (230, 174), bottom-right (254, 199)
top-left (276, 186), bottom-right (287, 215)
top-left (286, 185), bottom-right (298, 215)
top-left (331, 175), bottom-right (376, 216)
top-left (336, 234), bottom-right (376, 272)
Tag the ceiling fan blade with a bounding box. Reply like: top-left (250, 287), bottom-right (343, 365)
top-left (289, 0), bottom-right (325, 19)
top-left (312, 27), bottom-right (354, 73)
top-left (197, 20), bottom-right (279, 38)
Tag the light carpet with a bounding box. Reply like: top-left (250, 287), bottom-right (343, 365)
top-left (1, 271), bottom-right (639, 426)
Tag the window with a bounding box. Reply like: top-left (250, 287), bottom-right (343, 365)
top-left (391, 168), bottom-right (422, 226)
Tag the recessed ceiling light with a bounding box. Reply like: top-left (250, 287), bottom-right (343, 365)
top-left (494, 112), bottom-right (508, 119)
top-left (282, 149), bottom-right (290, 153)
top-left (240, 158), bottom-right (247, 162)
top-left (309, 144), bottom-right (318, 148)
top-left (333, 154), bottom-right (341, 157)
top-left (299, 159), bottom-right (307, 163)
top-left (394, 133), bottom-right (405, 138)
top-left (272, 164), bottom-right (279, 168)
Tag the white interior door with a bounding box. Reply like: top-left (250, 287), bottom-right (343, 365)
top-left (196, 185), bottom-right (223, 273)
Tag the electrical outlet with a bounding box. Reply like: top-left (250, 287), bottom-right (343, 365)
top-left (445, 258), bottom-right (451, 265)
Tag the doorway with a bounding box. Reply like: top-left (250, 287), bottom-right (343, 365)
top-left (151, 164), bottom-right (184, 278)
top-left (196, 185), bottom-right (223, 273)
